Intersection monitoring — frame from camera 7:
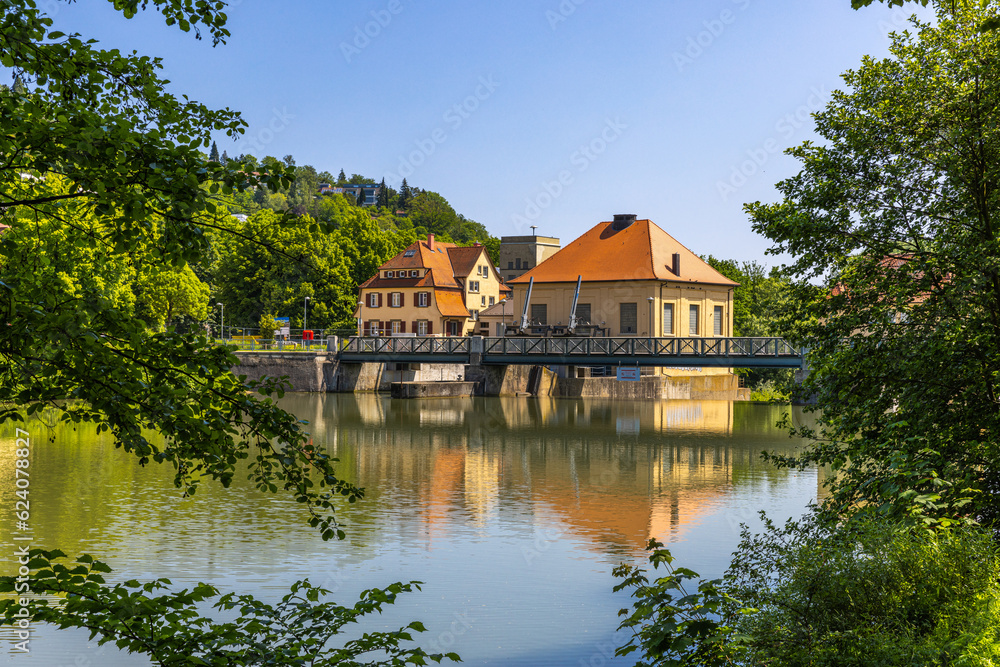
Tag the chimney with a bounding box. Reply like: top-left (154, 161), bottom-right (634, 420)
top-left (612, 214), bottom-right (637, 231)
top-left (672, 252), bottom-right (681, 276)
top-left (428, 233), bottom-right (435, 251)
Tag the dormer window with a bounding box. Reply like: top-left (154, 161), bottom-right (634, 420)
top-left (386, 271), bottom-right (394, 278)
top-left (410, 270), bottom-right (419, 277)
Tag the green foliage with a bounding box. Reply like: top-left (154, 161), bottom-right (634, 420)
top-left (0, 550), bottom-right (460, 666)
top-left (212, 210), bottom-right (358, 330)
top-left (258, 312), bottom-right (280, 341)
top-left (726, 515), bottom-right (1000, 666)
top-left (703, 256), bottom-right (796, 392)
top-left (614, 540), bottom-right (736, 666)
top-left (747, 1), bottom-right (1000, 529)
top-left (135, 264), bottom-right (211, 331)
top-left (747, 378), bottom-right (791, 403)
top-left (615, 517), bottom-right (1000, 666)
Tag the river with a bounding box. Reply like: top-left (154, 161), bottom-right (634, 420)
top-left (1, 395), bottom-right (821, 666)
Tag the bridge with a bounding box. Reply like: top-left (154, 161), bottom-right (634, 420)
top-left (336, 336), bottom-right (803, 368)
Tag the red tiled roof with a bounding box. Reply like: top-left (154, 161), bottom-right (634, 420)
top-left (508, 219), bottom-right (737, 286)
top-left (446, 245), bottom-right (484, 278)
top-left (435, 290), bottom-right (471, 318)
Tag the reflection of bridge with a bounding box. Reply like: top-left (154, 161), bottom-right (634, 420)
top-left (337, 336), bottom-right (803, 368)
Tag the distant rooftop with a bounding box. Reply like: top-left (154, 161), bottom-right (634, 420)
top-left (499, 235), bottom-right (560, 244)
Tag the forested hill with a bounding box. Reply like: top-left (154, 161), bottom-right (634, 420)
top-left (196, 149), bottom-right (499, 333)
top-left (212, 149), bottom-right (496, 251)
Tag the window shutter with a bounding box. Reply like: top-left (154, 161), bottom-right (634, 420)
top-left (714, 306), bottom-right (723, 336)
top-left (689, 305), bottom-right (699, 336)
top-left (400, 321), bottom-right (406, 333)
top-left (412, 321), bottom-right (419, 334)
top-left (427, 321), bottom-right (434, 335)
top-left (663, 303), bottom-right (673, 336)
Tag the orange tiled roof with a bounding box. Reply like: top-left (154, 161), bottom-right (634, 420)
top-left (434, 290), bottom-right (471, 318)
top-left (508, 219), bottom-right (737, 286)
top-left (363, 237), bottom-right (462, 290)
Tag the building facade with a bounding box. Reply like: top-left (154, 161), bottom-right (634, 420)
top-left (508, 214), bottom-right (738, 375)
top-left (357, 234), bottom-right (508, 336)
top-left (498, 234), bottom-right (561, 283)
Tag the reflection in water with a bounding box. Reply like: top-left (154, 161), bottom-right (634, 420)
top-left (1, 397), bottom-right (819, 666)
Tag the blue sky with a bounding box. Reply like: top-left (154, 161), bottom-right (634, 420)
top-left (46, 1), bottom-right (934, 265)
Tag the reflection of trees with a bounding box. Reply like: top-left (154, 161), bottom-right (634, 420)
top-left (293, 395), bottom-right (816, 558)
top-left (0, 397), bottom-right (820, 575)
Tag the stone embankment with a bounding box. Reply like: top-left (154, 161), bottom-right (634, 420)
top-left (231, 352), bottom-right (749, 399)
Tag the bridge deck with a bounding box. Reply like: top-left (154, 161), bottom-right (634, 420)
top-left (338, 336), bottom-right (802, 368)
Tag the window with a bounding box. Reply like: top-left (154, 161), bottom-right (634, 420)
top-left (620, 303), bottom-right (637, 334)
top-left (417, 292), bottom-right (429, 307)
top-left (476, 266), bottom-right (482, 276)
top-left (663, 303), bottom-right (674, 336)
top-left (481, 264), bottom-right (488, 276)
top-left (417, 320), bottom-right (428, 336)
top-left (471, 310), bottom-right (479, 321)
top-left (481, 296), bottom-right (486, 306)
top-left (508, 261), bottom-right (513, 269)
top-left (530, 303), bottom-right (547, 325)
top-left (469, 281), bottom-right (480, 293)
top-left (508, 275), bottom-right (516, 281)
top-left (410, 270), bottom-right (419, 278)
top-left (489, 296), bottom-right (495, 306)
top-left (713, 306), bottom-right (723, 336)
top-left (391, 292), bottom-right (402, 307)
top-left (385, 271), bottom-right (392, 278)
top-left (516, 258), bottom-right (522, 269)
top-left (368, 320), bottom-right (380, 336)
top-left (689, 305), bottom-right (700, 336)
top-left (368, 292), bottom-right (380, 308)
top-left (391, 321), bottom-right (402, 335)
top-left (404, 249), bottom-right (416, 257)
top-left (576, 303), bottom-right (591, 324)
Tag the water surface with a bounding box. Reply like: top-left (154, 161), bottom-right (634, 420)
top-left (1, 396), bottom-right (820, 665)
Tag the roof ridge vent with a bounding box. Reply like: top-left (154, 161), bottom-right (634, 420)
top-left (612, 214), bottom-right (637, 230)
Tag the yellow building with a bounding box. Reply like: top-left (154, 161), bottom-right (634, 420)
top-left (357, 234), bottom-right (509, 336)
top-left (508, 214), bottom-right (738, 375)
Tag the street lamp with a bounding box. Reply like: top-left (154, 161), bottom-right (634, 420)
top-left (303, 296), bottom-right (310, 336)
top-left (216, 302), bottom-right (224, 340)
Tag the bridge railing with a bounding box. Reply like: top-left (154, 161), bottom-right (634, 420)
top-left (343, 336), bottom-right (470, 355)
top-left (481, 336), bottom-right (798, 358)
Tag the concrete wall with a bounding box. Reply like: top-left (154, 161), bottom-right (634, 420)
top-left (232, 352), bottom-right (335, 392)
top-left (232, 352), bottom-right (747, 400)
top-left (556, 373), bottom-right (745, 400)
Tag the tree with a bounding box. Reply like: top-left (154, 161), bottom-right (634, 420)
top-left (747, 1), bottom-right (1000, 528)
top-left (3, 550), bottom-right (460, 666)
top-left (209, 140), bottom-right (220, 162)
top-left (0, 2), bottom-right (450, 659)
top-left (212, 210), bottom-right (359, 329)
top-left (398, 177), bottom-right (412, 210)
top-left (356, 186), bottom-right (366, 207)
top-left (614, 517), bottom-right (1000, 665)
top-left (337, 168), bottom-right (347, 183)
top-left (377, 177), bottom-right (389, 209)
